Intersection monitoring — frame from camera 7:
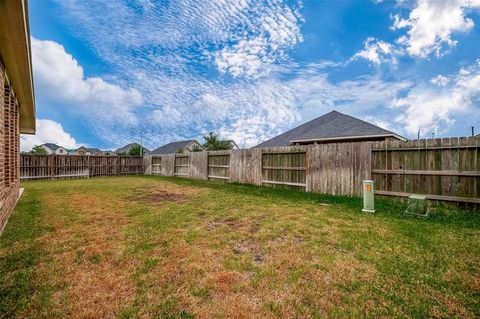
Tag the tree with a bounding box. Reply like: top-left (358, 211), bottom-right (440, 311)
top-left (31, 145), bottom-right (48, 155)
top-left (176, 147), bottom-right (184, 154)
top-left (128, 145), bottom-right (142, 156)
top-left (203, 132), bottom-right (233, 151)
top-left (191, 144), bottom-right (203, 152)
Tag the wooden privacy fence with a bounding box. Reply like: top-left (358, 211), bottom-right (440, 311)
top-left (20, 155), bottom-right (144, 180)
top-left (144, 137), bottom-right (479, 204)
top-left (144, 143), bottom-right (371, 197)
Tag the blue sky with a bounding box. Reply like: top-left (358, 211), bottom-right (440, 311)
top-left (21, 0), bottom-right (480, 151)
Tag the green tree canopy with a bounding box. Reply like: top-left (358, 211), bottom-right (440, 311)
top-left (128, 145), bottom-right (143, 156)
top-left (31, 145), bottom-right (48, 155)
top-left (203, 132), bottom-right (233, 151)
top-left (191, 144), bottom-right (203, 152)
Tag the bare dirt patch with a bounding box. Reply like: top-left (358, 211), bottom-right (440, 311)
top-left (129, 190), bottom-right (188, 205)
top-left (232, 238), bottom-right (265, 263)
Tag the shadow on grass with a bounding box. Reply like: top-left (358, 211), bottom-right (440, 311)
top-left (0, 191), bottom-right (53, 318)
top-left (143, 175), bottom-right (480, 229)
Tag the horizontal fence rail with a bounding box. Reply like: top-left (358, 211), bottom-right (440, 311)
top-left (20, 155), bottom-right (144, 180)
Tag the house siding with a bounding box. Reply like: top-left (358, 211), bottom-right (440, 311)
top-left (0, 57), bottom-right (22, 233)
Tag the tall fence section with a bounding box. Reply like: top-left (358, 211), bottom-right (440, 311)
top-left (145, 137), bottom-right (479, 204)
top-left (20, 155), bottom-right (144, 180)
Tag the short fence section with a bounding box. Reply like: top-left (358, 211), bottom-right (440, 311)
top-left (20, 155), bottom-right (144, 180)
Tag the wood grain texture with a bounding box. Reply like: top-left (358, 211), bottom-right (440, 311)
top-left (372, 137), bottom-right (479, 202)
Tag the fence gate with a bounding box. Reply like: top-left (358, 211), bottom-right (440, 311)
top-left (261, 151), bottom-right (307, 190)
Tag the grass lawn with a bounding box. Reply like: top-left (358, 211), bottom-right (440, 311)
top-left (0, 176), bottom-right (479, 318)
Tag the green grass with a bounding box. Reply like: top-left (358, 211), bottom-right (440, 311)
top-left (0, 176), bottom-right (479, 318)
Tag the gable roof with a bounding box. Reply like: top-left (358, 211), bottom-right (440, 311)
top-left (115, 143), bottom-right (150, 154)
top-left (255, 110), bottom-right (405, 148)
top-left (151, 140), bottom-right (197, 155)
top-left (42, 143), bottom-right (62, 151)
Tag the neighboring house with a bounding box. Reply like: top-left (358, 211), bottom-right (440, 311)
top-left (69, 146), bottom-right (89, 155)
top-left (69, 147), bottom-right (107, 156)
top-left (69, 146), bottom-right (100, 156)
top-left (115, 143), bottom-right (150, 155)
top-left (255, 110), bottom-right (405, 148)
top-left (151, 140), bottom-right (204, 155)
top-left (41, 143), bottom-right (68, 155)
top-left (0, 0), bottom-right (36, 231)
top-left (86, 148), bottom-right (105, 156)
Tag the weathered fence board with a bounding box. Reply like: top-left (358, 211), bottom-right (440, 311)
top-left (174, 155), bottom-right (189, 177)
top-left (189, 152), bottom-right (208, 180)
top-left (262, 151), bottom-right (306, 190)
top-left (230, 148), bottom-right (262, 185)
top-left (208, 151), bottom-right (230, 180)
top-left (20, 155), bottom-right (143, 180)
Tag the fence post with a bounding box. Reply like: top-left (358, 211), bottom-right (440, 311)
top-left (50, 155), bottom-right (55, 180)
top-left (88, 155), bottom-right (91, 178)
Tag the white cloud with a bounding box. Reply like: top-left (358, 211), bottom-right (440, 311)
top-left (353, 37), bottom-right (401, 64)
top-left (20, 119), bottom-right (78, 152)
top-left (213, 1), bottom-right (303, 77)
top-left (32, 38), bottom-right (143, 126)
top-left (430, 74), bottom-right (449, 86)
top-left (392, 0), bottom-right (480, 58)
top-left (394, 62), bottom-right (480, 135)
top-left (49, 0), bottom-right (478, 149)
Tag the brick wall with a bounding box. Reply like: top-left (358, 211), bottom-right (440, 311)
top-left (0, 57), bottom-right (21, 233)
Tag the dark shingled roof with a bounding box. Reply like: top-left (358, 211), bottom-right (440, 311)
top-left (255, 110), bottom-right (404, 148)
top-left (86, 148), bottom-right (104, 154)
top-left (115, 143), bottom-right (151, 154)
top-left (42, 143), bottom-right (62, 151)
top-left (151, 140), bottom-right (196, 155)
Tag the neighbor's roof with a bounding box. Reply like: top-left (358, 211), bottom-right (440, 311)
top-left (255, 110), bottom-right (405, 148)
top-left (86, 148), bottom-right (104, 154)
top-left (151, 140), bottom-right (196, 154)
top-left (42, 143), bottom-right (62, 151)
top-left (115, 143), bottom-right (151, 154)
top-left (0, 0), bottom-right (35, 134)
